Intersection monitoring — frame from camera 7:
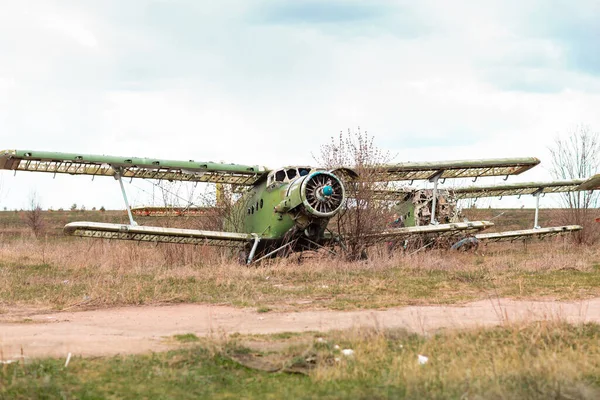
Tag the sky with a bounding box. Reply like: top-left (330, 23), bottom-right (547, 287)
top-left (1, 0), bottom-right (600, 211)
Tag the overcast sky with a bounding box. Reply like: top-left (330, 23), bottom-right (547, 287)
top-left (1, 0), bottom-right (600, 210)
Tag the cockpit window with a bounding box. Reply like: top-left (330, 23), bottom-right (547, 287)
top-left (286, 168), bottom-right (297, 180)
top-left (275, 170), bottom-right (286, 182)
top-left (299, 168), bottom-right (310, 177)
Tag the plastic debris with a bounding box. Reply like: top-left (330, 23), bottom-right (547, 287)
top-left (334, 345), bottom-right (340, 350)
top-left (65, 352), bottom-right (72, 367)
top-left (316, 337), bottom-right (326, 343)
top-left (418, 354), bottom-right (429, 365)
top-left (341, 349), bottom-right (354, 357)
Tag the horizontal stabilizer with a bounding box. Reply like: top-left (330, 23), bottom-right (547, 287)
top-left (474, 225), bottom-right (582, 243)
top-left (64, 222), bottom-right (254, 247)
top-left (373, 157), bottom-right (540, 182)
top-left (0, 149), bottom-right (268, 185)
top-left (363, 220), bottom-right (493, 242)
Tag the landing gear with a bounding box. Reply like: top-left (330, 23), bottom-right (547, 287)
top-left (238, 249), bottom-right (249, 265)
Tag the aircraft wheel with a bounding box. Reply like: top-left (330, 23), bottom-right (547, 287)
top-left (238, 250), bottom-right (248, 265)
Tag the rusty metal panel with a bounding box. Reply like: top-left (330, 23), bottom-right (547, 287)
top-left (475, 225), bottom-right (582, 242)
top-left (0, 149), bottom-right (268, 185)
top-left (64, 222), bottom-right (253, 247)
top-left (374, 157), bottom-right (540, 181)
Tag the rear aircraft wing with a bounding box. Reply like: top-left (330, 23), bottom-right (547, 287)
top-left (360, 221), bottom-right (493, 243)
top-left (369, 157), bottom-right (540, 182)
top-left (64, 222), bottom-right (254, 247)
top-left (0, 149), bottom-right (268, 185)
top-left (453, 176), bottom-right (600, 199)
top-left (474, 225), bottom-right (582, 243)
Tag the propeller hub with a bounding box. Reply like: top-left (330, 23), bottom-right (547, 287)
top-left (301, 171), bottom-right (345, 218)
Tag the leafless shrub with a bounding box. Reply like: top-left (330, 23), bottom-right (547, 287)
top-left (315, 128), bottom-right (394, 260)
top-left (23, 191), bottom-right (45, 237)
top-left (549, 125), bottom-right (600, 244)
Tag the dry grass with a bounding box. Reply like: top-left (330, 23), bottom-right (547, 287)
top-left (307, 321), bottom-right (600, 398)
top-left (1, 233), bottom-right (599, 311)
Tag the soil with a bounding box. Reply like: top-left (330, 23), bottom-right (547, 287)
top-left (1, 298), bottom-right (599, 359)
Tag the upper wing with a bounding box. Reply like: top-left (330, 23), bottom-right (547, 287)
top-left (453, 176), bottom-right (600, 199)
top-left (64, 221), bottom-right (254, 247)
top-left (360, 221), bottom-right (493, 243)
top-left (0, 149), bottom-right (268, 185)
top-left (474, 225), bottom-right (582, 243)
top-left (368, 157), bottom-right (540, 182)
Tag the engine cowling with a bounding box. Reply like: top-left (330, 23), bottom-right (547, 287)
top-left (300, 171), bottom-right (345, 217)
top-left (275, 171), bottom-right (345, 218)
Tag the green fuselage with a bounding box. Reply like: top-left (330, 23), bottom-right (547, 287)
top-left (224, 169), bottom-right (345, 255)
top-left (232, 179), bottom-right (296, 239)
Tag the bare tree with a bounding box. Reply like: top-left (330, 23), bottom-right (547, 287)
top-left (549, 125), bottom-right (600, 244)
top-left (24, 191), bottom-right (45, 237)
top-left (315, 128), bottom-right (394, 259)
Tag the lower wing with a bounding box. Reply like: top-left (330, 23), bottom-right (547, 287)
top-left (360, 221), bottom-right (493, 243)
top-left (64, 222), bottom-right (255, 247)
top-left (474, 225), bottom-right (582, 243)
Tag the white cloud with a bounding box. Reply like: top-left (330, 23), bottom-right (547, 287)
top-left (43, 14), bottom-right (99, 48)
top-left (1, 0), bottom-right (600, 210)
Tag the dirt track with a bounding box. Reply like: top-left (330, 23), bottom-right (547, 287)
top-left (1, 298), bottom-right (599, 360)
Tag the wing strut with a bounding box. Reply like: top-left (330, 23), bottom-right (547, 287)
top-left (429, 171), bottom-right (443, 225)
top-left (247, 234), bottom-right (261, 264)
top-left (533, 189), bottom-right (542, 229)
top-left (115, 168), bottom-right (137, 226)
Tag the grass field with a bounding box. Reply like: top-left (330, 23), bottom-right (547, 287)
top-left (1, 209), bottom-right (600, 312)
top-left (2, 209), bottom-right (600, 398)
top-left (1, 235), bottom-right (599, 312)
top-left (2, 322), bottom-right (600, 399)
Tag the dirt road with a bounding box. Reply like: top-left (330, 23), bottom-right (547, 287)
top-left (1, 298), bottom-right (599, 359)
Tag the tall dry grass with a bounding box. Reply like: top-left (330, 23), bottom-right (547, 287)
top-left (0, 235), bottom-right (599, 311)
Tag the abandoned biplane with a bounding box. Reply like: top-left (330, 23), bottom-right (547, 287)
top-left (452, 177), bottom-right (600, 242)
top-left (376, 176), bottom-right (600, 245)
top-left (0, 149), bottom-right (541, 262)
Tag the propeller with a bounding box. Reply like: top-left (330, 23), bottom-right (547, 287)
top-left (303, 172), bottom-right (344, 216)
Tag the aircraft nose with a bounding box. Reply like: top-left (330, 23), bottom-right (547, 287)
top-left (322, 185), bottom-right (333, 196)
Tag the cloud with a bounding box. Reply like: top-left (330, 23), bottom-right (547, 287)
top-left (2, 0), bottom-right (600, 210)
top-left (521, 0), bottom-right (600, 76)
top-left (258, 0), bottom-right (388, 24)
top-left (253, 0), bottom-right (430, 38)
top-left (43, 14), bottom-right (98, 48)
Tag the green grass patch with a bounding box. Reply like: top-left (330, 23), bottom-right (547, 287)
top-left (2, 322), bottom-right (600, 399)
top-left (173, 333), bottom-right (200, 343)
